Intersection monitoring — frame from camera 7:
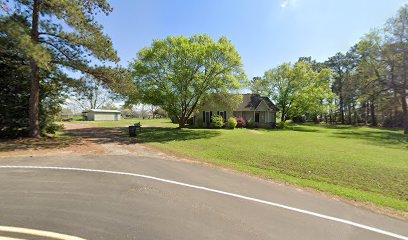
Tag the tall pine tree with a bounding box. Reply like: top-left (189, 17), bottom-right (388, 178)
top-left (1, 0), bottom-right (124, 137)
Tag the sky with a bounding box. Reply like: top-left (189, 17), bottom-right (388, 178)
top-left (97, 0), bottom-right (406, 79)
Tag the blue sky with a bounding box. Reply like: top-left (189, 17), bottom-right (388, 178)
top-left (98, 0), bottom-right (406, 79)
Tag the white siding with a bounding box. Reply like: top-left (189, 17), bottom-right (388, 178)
top-left (87, 112), bottom-right (121, 121)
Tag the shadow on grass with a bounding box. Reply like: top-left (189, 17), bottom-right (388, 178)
top-left (0, 126), bottom-right (220, 152)
top-left (287, 123), bottom-right (355, 132)
top-left (0, 136), bottom-right (81, 152)
top-left (331, 130), bottom-right (408, 148)
top-left (62, 126), bottom-right (220, 145)
top-left (137, 127), bottom-right (220, 143)
top-left (287, 126), bottom-right (320, 132)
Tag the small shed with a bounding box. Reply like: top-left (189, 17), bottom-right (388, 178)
top-left (84, 109), bottom-right (121, 121)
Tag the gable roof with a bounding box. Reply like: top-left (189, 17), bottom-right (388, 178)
top-left (235, 94), bottom-right (276, 111)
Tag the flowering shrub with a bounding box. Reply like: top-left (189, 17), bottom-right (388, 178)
top-left (236, 116), bottom-right (246, 128)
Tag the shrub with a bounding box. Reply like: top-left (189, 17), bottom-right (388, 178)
top-left (236, 116), bottom-right (246, 128)
top-left (247, 119), bottom-right (256, 128)
top-left (227, 117), bottom-right (237, 129)
top-left (211, 115), bottom-right (224, 128)
top-left (277, 121), bottom-right (287, 129)
top-left (43, 123), bottom-right (64, 135)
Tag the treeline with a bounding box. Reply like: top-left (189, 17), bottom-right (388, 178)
top-left (252, 5), bottom-right (408, 134)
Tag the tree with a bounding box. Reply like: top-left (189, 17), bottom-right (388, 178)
top-left (250, 76), bottom-right (265, 94)
top-left (0, 14), bottom-right (66, 137)
top-left (131, 35), bottom-right (247, 128)
top-left (384, 4), bottom-right (408, 134)
top-left (148, 105), bottom-right (160, 119)
top-left (72, 76), bottom-right (116, 110)
top-left (355, 31), bottom-right (386, 127)
top-left (261, 62), bottom-right (333, 122)
top-left (1, 0), bottom-right (126, 137)
top-left (325, 51), bottom-right (358, 124)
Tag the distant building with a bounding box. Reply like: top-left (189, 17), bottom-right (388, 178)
top-left (82, 109), bottom-right (121, 121)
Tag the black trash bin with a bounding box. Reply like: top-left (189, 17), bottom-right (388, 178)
top-left (128, 125), bottom-right (137, 137)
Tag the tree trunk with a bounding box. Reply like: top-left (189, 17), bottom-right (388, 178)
top-left (353, 102), bottom-right (358, 126)
top-left (339, 96), bottom-right (345, 124)
top-left (281, 114), bottom-right (286, 122)
top-left (178, 117), bottom-right (186, 128)
top-left (29, 0), bottom-right (40, 138)
top-left (364, 102), bottom-right (368, 125)
top-left (370, 100), bottom-right (377, 127)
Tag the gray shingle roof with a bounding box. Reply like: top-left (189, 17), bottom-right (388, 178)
top-left (235, 94), bottom-right (276, 111)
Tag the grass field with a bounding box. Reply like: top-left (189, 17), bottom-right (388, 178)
top-left (68, 119), bottom-right (408, 211)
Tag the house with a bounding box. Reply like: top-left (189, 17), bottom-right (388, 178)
top-left (82, 109), bottom-right (121, 121)
top-left (193, 94), bottom-right (277, 127)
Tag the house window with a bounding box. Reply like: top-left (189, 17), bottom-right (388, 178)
top-left (218, 111), bottom-right (227, 121)
top-left (203, 111), bottom-right (226, 124)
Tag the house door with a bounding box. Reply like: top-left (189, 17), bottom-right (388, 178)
top-left (255, 112), bottom-right (260, 123)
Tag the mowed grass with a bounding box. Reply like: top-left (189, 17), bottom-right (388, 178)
top-left (70, 119), bottom-right (408, 211)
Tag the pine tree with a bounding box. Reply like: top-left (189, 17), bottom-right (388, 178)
top-left (1, 0), bottom-right (122, 137)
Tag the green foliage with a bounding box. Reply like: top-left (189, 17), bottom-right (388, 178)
top-left (247, 119), bottom-right (256, 128)
top-left (1, 0), bottom-right (133, 137)
top-left (227, 117), bottom-right (237, 129)
top-left (211, 115), bottom-right (224, 128)
top-left (260, 61), bottom-right (334, 122)
top-left (0, 15), bottom-right (66, 137)
top-left (323, 4), bottom-right (408, 133)
top-left (131, 34), bottom-right (247, 128)
top-left (276, 121), bottom-right (286, 129)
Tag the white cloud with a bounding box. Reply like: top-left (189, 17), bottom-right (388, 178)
top-left (280, 0), bottom-right (299, 8)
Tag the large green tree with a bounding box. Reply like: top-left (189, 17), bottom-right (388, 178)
top-left (384, 4), bottom-right (408, 134)
top-left (260, 62), bottom-right (333, 122)
top-left (130, 35), bottom-right (247, 128)
top-left (1, 0), bottom-right (126, 137)
top-left (0, 14), bottom-right (66, 137)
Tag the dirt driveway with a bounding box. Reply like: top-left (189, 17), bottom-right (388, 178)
top-left (0, 123), bottom-right (169, 159)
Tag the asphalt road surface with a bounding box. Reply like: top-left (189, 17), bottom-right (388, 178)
top-left (0, 153), bottom-right (407, 240)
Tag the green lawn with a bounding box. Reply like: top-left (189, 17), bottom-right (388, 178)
top-left (68, 119), bottom-right (408, 211)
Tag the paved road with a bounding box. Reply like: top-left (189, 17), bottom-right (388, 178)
top-left (0, 153), bottom-right (407, 239)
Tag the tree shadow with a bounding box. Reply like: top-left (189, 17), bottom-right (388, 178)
top-left (62, 126), bottom-right (220, 145)
top-left (0, 136), bottom-right (81, 152)
top-left (287, 126), bottom-right (320, 132)
top-left (330, 130), bottom-right (408, 148)
top-left (137, 127), bottom-right (221, 143)
top-left (0, 126), bottom-right (221, 152)
top-left (316, 124), bottom-right (356, 130)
